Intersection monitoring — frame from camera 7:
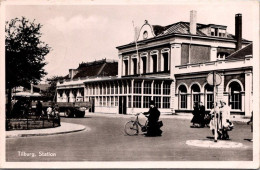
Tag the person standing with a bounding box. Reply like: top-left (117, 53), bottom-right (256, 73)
top-left (143, 100), bottom-right (162, 137)
top-left (220, 101), bottom-right (231, 140)
top-left (47, 105), bottom-right (52, 120)
top-left (191, 102), bottom-right (200, 127)
top-left (209, 102), bottom-right (222, 139)
top-left (199, 102), bottom-right (206, 127)
top-left (36, 100), bottom-right (43, 120)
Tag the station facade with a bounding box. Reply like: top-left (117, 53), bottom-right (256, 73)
top-left (57, 11), bottom-right (253, 116)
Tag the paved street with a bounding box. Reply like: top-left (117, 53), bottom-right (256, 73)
top-left (6, 113), bottom-right (253, 161)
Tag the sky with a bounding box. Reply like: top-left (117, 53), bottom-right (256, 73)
top-left (4, 1), bottom-right (258, 82)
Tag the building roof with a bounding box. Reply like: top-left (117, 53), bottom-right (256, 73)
top-left (69, 59), bottom-right (118, 79)
top-left (33, 84), bottom-right (50, 92)
top-left (226, 43), bottom-right (253, 60)
top-left (117, 21), bottom-right (251, 49)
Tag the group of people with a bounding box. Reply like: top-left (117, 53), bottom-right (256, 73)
top-left (191, 101), bottom-right (233, 140)
top-left (35, 101), bottom-right (60, 123)
top-left (209, 101), bottom-right (233, 140)
top-left (191, 102), bottom-right (207, 128)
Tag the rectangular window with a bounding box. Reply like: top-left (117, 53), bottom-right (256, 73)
top-left (133, 96), bottom-right (141, 108)
top-left (124, 60), bottom-right (128, 76)
top-left (153, 82), bottom-right (161, 95)
top-left (99, 97), bottom-right (102, 106)
top-left (107, 85), bottom-right (110, 95)
top-left (128, 82), bottom-right (132, 94)
top-left (163, 97), bottom-right (170, 108)
top-left (152, 55), bottom-right (157, 73)
top-left (111, 96), bottom-right (114, 106)
top-left (154, 96), bottom-right (161, 108)
top-left (133, 58), bottom-right (137, 75)
top-left (93, 86), bottom-right (95, 95)
top-left (103, 97), bottom-right (106, 106)
top-left (143, 96), bottom-right (151, 108)
top-left (115, 84), bottom-right (118, 94)
top-left (180, 95), bottom-right (187, 109)
top-left (193, 94), bottom-right (200, 104)
top-left (142, 57), bottom-right (147, 74)
top-left (144, 82), bottom-right (151, 94)
top-left (103, 85), bottom-right (106, 95)
top-left (134, 81), bottom-right (142, 94)
top-left (128, 96), bottom-right (132, 108)
top-left (124, 84), bottom-right (127, 94)
top-left (163, 83), bottom-right (171, 95)
top-left (111, 85), bottom-right (114, 94)
top-left (162, 53), bottom-right (169, 72)
top-left (100, 85), bottom-right (102, 95)
top-left (115, 96), bottom-right (118, 106)
top-left (230, 93), bottom-right (242, 110)
top-left (107, 97), bottom-right (110, 107)
top-left (206, 94), bottom-right (214, 109)
top-left (119, 84), bottom-right (122, 94)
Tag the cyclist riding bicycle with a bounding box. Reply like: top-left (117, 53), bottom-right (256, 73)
top-left (142, 100), bottom-right (162, 137)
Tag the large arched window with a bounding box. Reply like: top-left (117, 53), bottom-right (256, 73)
top-left (178, 85), bottom-right (187, 109)
top-left (228, 81), bottom-right (242, 110)
top-left (191, 84), bottom-right (201, 105)
top-left (204, 84), bottom-right (214, 109)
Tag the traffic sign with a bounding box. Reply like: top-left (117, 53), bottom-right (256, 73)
top-left (207, 72), bottom-right (222, 86)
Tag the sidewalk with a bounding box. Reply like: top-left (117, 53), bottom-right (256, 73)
top-left (6, 122), bottom-right (88, 138)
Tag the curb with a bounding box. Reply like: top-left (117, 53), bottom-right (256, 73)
top-left (6, 122), bottom-right (88, 138)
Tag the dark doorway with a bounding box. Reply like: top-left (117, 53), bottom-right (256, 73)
top-left (119, 96), bottom-right (127, 114)
top-left (142, 57), bottom-right (147, 74)
top-left (89, 97), bottom-right (95, 112)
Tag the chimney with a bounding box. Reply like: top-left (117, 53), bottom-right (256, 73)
top-left (235, 13), bottom-right (242, 50)
top-left (190, 10), bottom-right (197, 35)
top-left (69, 69), bottom-right (78, 79)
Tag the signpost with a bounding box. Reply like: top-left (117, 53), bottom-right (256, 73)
top-left (207, 71), bottom-right (222, 142)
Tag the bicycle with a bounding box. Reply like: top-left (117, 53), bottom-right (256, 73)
top-left (124, 113), bottom-right (148, 136)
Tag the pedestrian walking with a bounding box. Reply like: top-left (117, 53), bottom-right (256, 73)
top-left (142, 100), bottom-right (162, 137)
top-left (191, 102), bottom-right (201, 127)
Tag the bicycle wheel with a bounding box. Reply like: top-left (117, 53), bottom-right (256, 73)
top-left (124, 121), bottom-right (139, 136)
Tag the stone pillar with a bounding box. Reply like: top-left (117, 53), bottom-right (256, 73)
top-left (170, 80), bottom-right (176, 114)
top-left (118, 54), bottom-right (122, 78)
top-left (245, 71), bottom-right (252, 116)
top-left (170, 43), bottom-right (181, 77)
top-left (187, 94), bottom-right (191, 110)
top-left (210, 47), bottom-right (217, 61)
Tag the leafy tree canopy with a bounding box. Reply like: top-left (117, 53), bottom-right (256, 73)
top-left (42, 76), bottom-right (64, 101)
top-left (5, 17), bottom-right (51, 89)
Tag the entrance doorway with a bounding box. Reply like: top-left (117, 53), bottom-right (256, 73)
top-left (119, 96), bottom-right (127, 114)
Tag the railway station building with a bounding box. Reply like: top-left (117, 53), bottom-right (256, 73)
top-left (56, 11), bottom-right (253, 116)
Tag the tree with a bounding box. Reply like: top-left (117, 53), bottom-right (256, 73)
top-left (5, 17), bottom-right (51, 115)
top-left (42, 76), bottom-right (65, 102)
